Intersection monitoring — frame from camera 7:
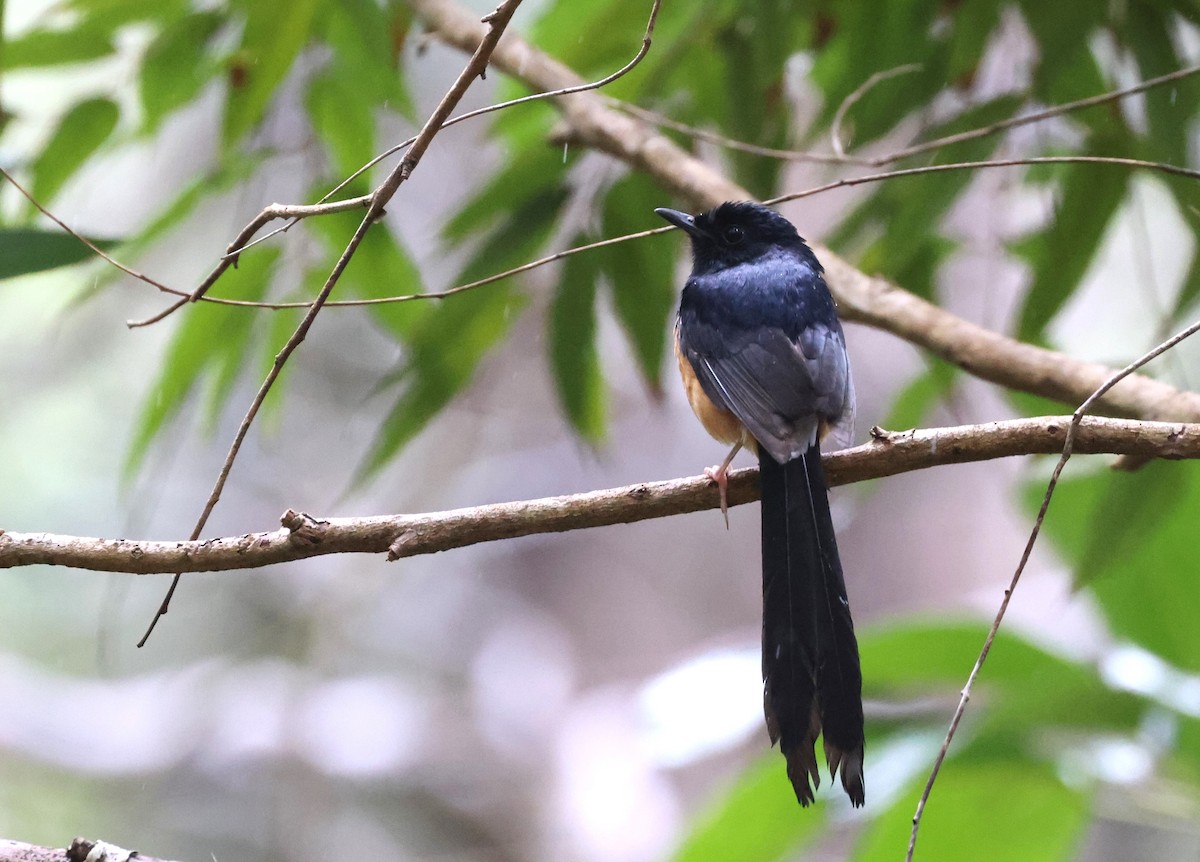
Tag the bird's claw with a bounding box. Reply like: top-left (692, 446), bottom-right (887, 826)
top-left (704, 464), bottom-right (731, 529)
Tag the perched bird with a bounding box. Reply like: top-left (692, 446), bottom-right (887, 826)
top-left (656, 201), bottom-right (864, 806)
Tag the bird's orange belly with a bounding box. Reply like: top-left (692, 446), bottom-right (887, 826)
top-left (675, 336), bottom-right (752, 448)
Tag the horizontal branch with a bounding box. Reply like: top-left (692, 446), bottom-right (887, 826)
top-left (0, 838), bottom-right (176, 862)
top-left (2, 417), bottom-right (1195, 575)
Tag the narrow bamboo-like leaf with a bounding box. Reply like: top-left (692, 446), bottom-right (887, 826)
top-left (443, 133), bottom-right (565, 243)
top-left (550, 236), bottom-right (606, 443)
top-left (809, 0), bottom-right (947, 146)
top-left (223, 0), bottom-right (319, 148)
top-left (0, 228), bottom-right (116, 279)
top-left (356, 284), bottom-right (527, 482)
top-left (320, 0), bottom-right (411, 118)
top-left (853, 759), bottom-right (1089, 862)
top-left (599, 174), bottom-right (675, 392)
top-left (139, 12), bottom-right (225, 134)
top-left (303, 198), bottom-right (427, 340)
top-left (125, 249), bottom-right (279, 476)
top-left (3, 27), bottom-right (114, 69)
top-left (69, 0), bottom-right (189, 27)
top-left (1014, 156), bottom-right (1128, 341)
top-left (356, 191), bottom-right (561, 480)
top-left (30, 98), bottom-right (119, 205)
top-left (1125, 8), bottom-right (1194, 165)
top-left (305, 69), bottom-right (376, 184)
top-left (879, 357), bottom-right (957, 432)
top-left (1030, 461), bottom-right (1200, 673)
top-left (669, 758), bottom-right (828, 862)
top-left (1019, 1), bottom-right (1107, 104)
top-left (861, 621), bottom-right (1143, 732)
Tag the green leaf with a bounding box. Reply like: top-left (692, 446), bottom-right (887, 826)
top-left (945, 0), bottom-right (1001, 84)
top-left (69, 0), bottom-right (189, 27)
top-left (1014, 156), bottom-right (1128, 341)
top-left (139, 12), bottom-right (225, 134)
top-left (599, 174), bottom-right (675, 393)
top-left (3, 27), bottom-right (114, 69)
top-left (30, 98), bottom-right (120, 205)
top-left (550, 236), bottom-right (606, 443)
top-left (809, 0), bottom-right (947, 147)
top-left (1018, 1), bottom-right (1107, 105)
top-left (861, 620), bottom-right (1142, 733)
top-left (1123, 7), bottom-right (1195, 166)
top-left (305, 68), bottom-right (376, 184)
top-left (357, 188), bottom-right (561, 478)
top-left (829, 95), bottom-right (1021, 298)
top-left (879, 357), bottom-right (957, 432)
top-left (224, 0), bottom-right (320, 148)
top-left (125, 249), bottom-right (279, 475)
top-left (356, 284), bottom-right (527, 481)
top-left (443, 131), bottom-right (566, 243)
top-left (853, 758), bottom-right (1089, 862)
top-left (0, 228), bottom-right (116, 279)
top-left (1030, 460), bottom-right (1200, 672)
top-left (669, 758), bottom-right (828, 862)
top-left (303, 199), bottom-right (426, 340)
top-left (320, 0), bottom-right (412, 119)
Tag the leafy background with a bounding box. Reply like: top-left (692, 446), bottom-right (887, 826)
top-left (2, 0), bottom-right (1200, 860)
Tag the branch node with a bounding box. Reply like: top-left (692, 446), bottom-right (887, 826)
top-left (281, 509), bottom-right (327, 546)
top-left (387, 529), bottom-right (418, 561)
top-left (627, 484), bottom-right (651, 500)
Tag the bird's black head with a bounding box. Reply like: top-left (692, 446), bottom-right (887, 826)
top-left (655, 201), bottom-right (815, 274)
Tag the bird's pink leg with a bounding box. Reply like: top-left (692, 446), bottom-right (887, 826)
top-left (704, 442), bottom-right (742, 529)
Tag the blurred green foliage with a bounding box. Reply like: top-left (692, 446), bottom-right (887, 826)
top-left (5, 0), bottom-right (1200, 857)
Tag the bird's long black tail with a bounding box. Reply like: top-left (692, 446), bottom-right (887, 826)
top-left (759, 442), bottom-right (864, 806)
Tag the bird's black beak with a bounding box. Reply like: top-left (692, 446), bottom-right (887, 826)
top-left (655, 207), bottom-right (705, 239)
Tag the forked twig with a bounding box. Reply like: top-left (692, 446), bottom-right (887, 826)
top-left (905, 316), bottom-right (1200, 861)
top-left (137, 0), bottom-right (530, 646)
top-left (830, 63), bottom-right (922, 156)
top-left (126, 0), bottom-right (663, 328)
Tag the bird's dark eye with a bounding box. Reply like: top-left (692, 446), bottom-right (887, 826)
top-left (723, 225), bottom-right (745, 245)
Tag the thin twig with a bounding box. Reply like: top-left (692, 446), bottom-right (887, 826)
top-left (177, 151), bottom-right (1200, 315)
top-left (137, 0), bottom-right (529, 647)
top-left (884, 63), bottom-right (1200, 166)
top-left (905, 317), bottom-right (1200, 862)
top-left (318, 153), bottom-right (1200, 309)
top-left (127, 195), bottom-right (372, 327)
top-left (831, 63), bottom-right (922, 156)
top-left (0, 166), bottom-right (192, 300)
top-left (620, 63), bottom-right (1200, 168)
top-left (127, 0), bottom-right (663, 327)
top-left (766, 155), bottom-right (1200, 209)
top-left (5, 416), bottom-right (1200, 575)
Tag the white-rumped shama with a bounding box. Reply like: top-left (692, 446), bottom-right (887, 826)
top-left (656, 201), bottom-right (865, 807)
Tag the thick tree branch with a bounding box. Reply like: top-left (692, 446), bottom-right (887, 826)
top-left (3, 417), bottom-right (1196, 575)
top-left (411, 0), bottom-right (1200, 426)
top-left (0, 838), bottom-right (177, 862)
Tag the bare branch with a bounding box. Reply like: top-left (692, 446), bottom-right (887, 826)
top-left (619, 63), bottom-right (1200, 168)
top-left (831, 63), bottom-right (922, 156)
top-left (126, 0), bottom-right (662, 328)
top-left (906, 316), bottom-right (1200, 861)
top-left (5, 416), bottom-right (1200, 575)
top-left (0, 167), bottom-right (191, 301)
top-left (137, 0), bottom-right (528, 646)
top-left (0, 837), bottom-right (178, 862)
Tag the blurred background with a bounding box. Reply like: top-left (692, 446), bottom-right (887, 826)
top-left (3, 1), bottom-right (1200, 860)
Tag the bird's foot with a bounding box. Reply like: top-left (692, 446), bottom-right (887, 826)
top-left (704, 464), bottom-right (731, 529)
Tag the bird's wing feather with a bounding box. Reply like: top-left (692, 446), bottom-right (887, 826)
top-left (682, 321), bottom-right (853, 462)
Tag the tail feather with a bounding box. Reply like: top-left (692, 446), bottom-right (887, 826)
top-left (759, 443), bottom-right (865, 807)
